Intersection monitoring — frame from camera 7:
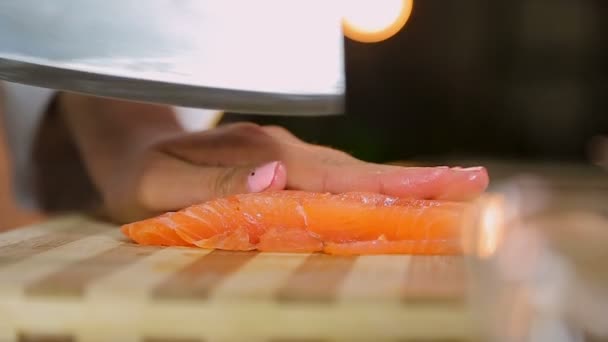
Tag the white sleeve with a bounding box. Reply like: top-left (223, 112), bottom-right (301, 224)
top-left (174, 107), bottom-right (224, 132)
top-left (1, 81), bottom-right (56, 210)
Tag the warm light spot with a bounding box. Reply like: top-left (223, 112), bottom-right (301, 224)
top-left (343, 0), bottom-right (413, 43)
top-left (477, 195), bottom-right (506, 258)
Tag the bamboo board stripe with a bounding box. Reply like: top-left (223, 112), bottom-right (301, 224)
top-left (74, 249), bottom-right (214, 342)
top-left (401, 256), bottom-right (466, 303)
top-left (208, 252), bottom-right (310, 302)
top-left (0, 216), bottom-right (83, 247)
top-left (0, 226), bottom-right (123, 297)
top-left (8, 301), bottom-right (472, 341)
top-left (337, 255), bottom-right (411, 302)
top-left (0, 233), bottom-right (87, 266)
top-left (0, 227), bottom-right (113, 268)
top-left (153, 250), bottom-right (259, 300)
top-left (277, 254), bottom-right (357, 303)
top-left (17, 332), bottom-right (74, 342)
top-left (0, 218), bottom-right (122, 342)
top-left (24, 244), bottom-right (159, 297)
top-left (86, 247), bottom-right (210, 300)
top-left (142, 338), bottom-right (202, 342)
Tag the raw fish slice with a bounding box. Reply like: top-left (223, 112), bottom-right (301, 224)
top-left (191, 227), bottom-right (255, 251)
top-left (121, 213), bottom-right (192, 247)
top-left (257, 228), bottom-right (324, 253)
top-left (121, 190), bottom-right (472, 255)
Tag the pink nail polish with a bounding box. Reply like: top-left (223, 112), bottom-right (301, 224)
top-left (248, 161), bottom-right (279, 193)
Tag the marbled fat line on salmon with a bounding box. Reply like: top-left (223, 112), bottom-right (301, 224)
top-left (121, 191), bottom-right (472, 255)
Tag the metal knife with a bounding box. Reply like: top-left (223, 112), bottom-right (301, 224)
top-left (0, 0), bottom-right (346, 116)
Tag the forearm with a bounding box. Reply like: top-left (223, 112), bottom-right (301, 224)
top-left (56, 92), bottom-right (184, 198)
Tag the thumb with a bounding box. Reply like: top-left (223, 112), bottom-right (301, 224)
top-left (139, 159), bottom-right (287, 213)
top-left (210, 160), bottom-right (287, 198)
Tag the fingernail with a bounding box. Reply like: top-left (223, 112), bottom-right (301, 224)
top-left (452, 166), bottom-right (484, 171)
top-left (248, 161), bottom-right (279, 193)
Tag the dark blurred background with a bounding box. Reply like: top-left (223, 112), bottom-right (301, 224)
top-left (222, 0), bottom-right (607, 164)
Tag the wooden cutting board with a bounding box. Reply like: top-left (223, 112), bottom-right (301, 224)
top-left (0, 215), bottom-right (474, 342)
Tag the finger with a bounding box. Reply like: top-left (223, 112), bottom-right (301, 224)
top-left (286, 162), bottom-right (489, 201)
top-left (261, 125), bottom-right (303, 143)
top-left (329, 165), bottom-right (489, 200)
top-left (139, 158), bottom-right (287, 212)
top-left (353, 164), bottom-right (489, 200)
top-left (156, 122), bottom-right (282, 166)
top-left (433, 166), bottom-right (490, 200)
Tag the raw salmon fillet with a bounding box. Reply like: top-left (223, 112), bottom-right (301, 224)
top-left (121, 191), bottom-right (473, 255)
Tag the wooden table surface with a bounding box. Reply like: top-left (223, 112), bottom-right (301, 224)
top-left (0, 160), bottom-right (606, 342)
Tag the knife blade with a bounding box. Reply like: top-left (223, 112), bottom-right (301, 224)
top-left (0, 0), bottom-right (346, 116)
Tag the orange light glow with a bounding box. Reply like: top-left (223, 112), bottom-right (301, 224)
top-left (343, 0), bottom-right (413, 43)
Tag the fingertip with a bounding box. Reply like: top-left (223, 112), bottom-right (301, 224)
top-left (438, 166), bottom-right (491, 200)
top-left (476, 166), bottom-right (490, 191)
top-left (457, 166), bottom-right (490, 191)
top-left (378, 165), bottom-right (490, 201)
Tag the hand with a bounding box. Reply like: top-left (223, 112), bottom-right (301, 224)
top-left (58, 93), bottom-right (489, 223)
